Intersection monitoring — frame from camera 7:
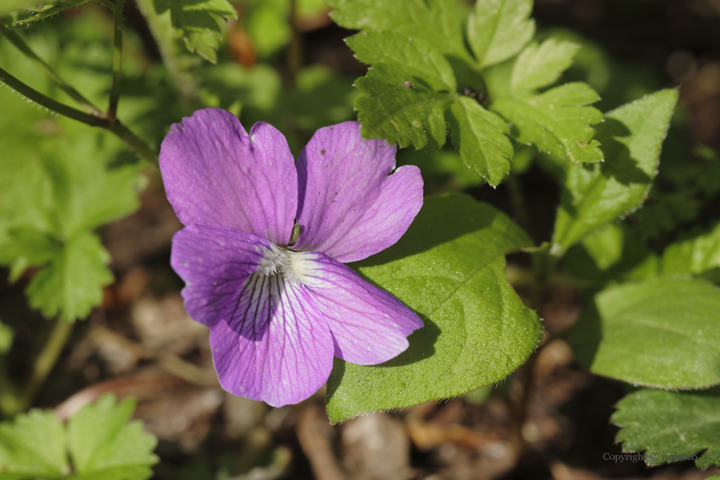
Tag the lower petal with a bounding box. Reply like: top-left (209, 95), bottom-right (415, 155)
top-left (297, 252), bottom-right (424, 365)
top-left (210, 272), bottom-right (334, 407)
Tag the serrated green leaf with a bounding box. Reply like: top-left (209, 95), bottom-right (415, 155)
top-left (662, 222), bottom-right (720, 279)
top-left (468, 0), bottom-right (535, 68)
top-left (0, 410), bottom-right (68, 479)
top-left (551, 89), bottom-right (678, 254)
top-left (347, 31), bottom-right (456, 92)
top-left (154, 0), bottom-right (237, 63)
top-left (12, 1), bottom-right (92, 26)
top-left (327, 0), bottom-right (468, 59)
top-left (326, 194), bottom-right (542, 422)
top-left (511, 39), bottom-right (580, 92)
top-left (25, 231), bottom-right (112, 322)
top-left (492, 82), bottom-right (603, 166)
top-left (569, 277), bottom-right (720, 389)
top-left (447, 96), bottom-right (513, 186)
top-left (68, 395), bottom-right (158, 480)
top-left (613, 388), bottom-right (720, 469)
top-left (355, 64), bottom-right (453, 151)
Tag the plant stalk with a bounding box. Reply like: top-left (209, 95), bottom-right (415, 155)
top-left (20, 320), bottom-right (74, 413)
top-left (107, 0), bottom-right (125, 120)
top-left (0, 24), bottom-right (101, 115)
top-left (0, 66), bottom-right (158, 164)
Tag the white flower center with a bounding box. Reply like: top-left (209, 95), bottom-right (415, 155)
top-left (258, 244), bottom-right (312, 285)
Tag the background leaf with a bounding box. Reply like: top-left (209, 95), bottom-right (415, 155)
top-left (661, 222), bottom-right (720, 279)
top-left (613, 388), bottom-right (720, 469)
top-left (0, 410), bottom-right (68, 479)
top-left (68, 395), bottom-right (158, 480)
top-left (467, 0), bottom-right (535, 68)
top-left (569, 277), bottom-right (720, 389)
top-left (326, 195), bottom-right (542, 422)
top-left (10, 1), bottom-right (93, 26)
top-left (551, 88), bottom-right (678, 254)
top-left (153, 0), bottom-right (237, 63)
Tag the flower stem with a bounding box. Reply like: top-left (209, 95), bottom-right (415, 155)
top-left (0, 66), bottom-right (158, 164)
top-left (0, 24), bottom-right (101, 115)
top-left (107, 0), bottom-right (125, 120)
top-left (20, 320), bottom-right (74, 413)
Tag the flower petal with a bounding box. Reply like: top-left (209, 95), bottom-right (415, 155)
top-left (294, 121), bottom-right (423, 262)
top-left (210, 273), bottom-right (333, 407)
top-left (297, 252), bottom-right (424, 365)
top-left (160, 108), bottom-right (298, 245)
top-left (170, 224), bottom-right (270, 328)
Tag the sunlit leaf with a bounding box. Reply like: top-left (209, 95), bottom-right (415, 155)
top-left (326, 195), bottom-right (542, 422)
top-left (510, 39), bottom-right (580, 92)
top-left (613, 388), bottom-right (720, 469)
top-left (0, 410), bottom-right (68, 479)
top-left (447, 96), bottom-right (513, 186)
top-left (570, 277), bottom-right (720, 389)
top-left (467, 0), bottom-right (535, 68)
top-left (68, 395), bottom-right (158, 480)
top-left (551, 89), bottom-right (677, 254)
top-left (492, 82), bottom-right (603, 166)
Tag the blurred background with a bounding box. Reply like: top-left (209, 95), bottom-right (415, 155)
top-left (1, 0), bottom-right (720, 478)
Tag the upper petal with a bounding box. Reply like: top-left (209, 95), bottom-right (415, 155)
top-left (210, 273), bottom-right (334, 407)
top-left (296, 251), bottom-right (424, 365)
top-left (160, 108), bottom-right (298, 245)
top-left (294, 122), bottom-right (423, 262)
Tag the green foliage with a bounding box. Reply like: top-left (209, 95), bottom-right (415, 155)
top-left (447, 97), bottom-right (513, 186)
top-left (662, 222), bottom-right (720, 280)
top-left (0, 395), bottom-right (158, 480)
top-left (510, 39), bottom-right (580, 92)
top-left (570, 277), bottom-right (720, 389)
top-left (8, 1), bottom-right (94, 26)
top-left (326, 195), bottom-right (542, 422)
top-left (491, 82), bottom-right (603, 166)
top-left (552, 89), bottom-right (678, 254)
top-left (153, 0), bottom-right (237, 63)
top-left (468, 0), bottom-right (535, 68)
top-left (0, 1), bottom-right (43, 16)
top-left (613, 388), bottom-right (720, 469)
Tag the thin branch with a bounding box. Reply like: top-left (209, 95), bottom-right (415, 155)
top-left (95, 0), bottom-right (115, 9)
top-left (0, 24), bottom-right (101, 115)
top-left (107, 0), bottom-right (125, 120)
top-left (21, 320), bottom-right (74, 412)
top-left (0, 66), bottom-right (158, 164)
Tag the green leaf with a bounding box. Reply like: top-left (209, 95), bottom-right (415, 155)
top-left (551, 89), bottom-right (677, 254)
top-left (347, 31), bottom-right (456, 92)
top-left (0, 410), bottom-right (68, 479)
top-left (492, 82), bottom-right (603, 166)
top-left (355, 64), bottom-right (453, 151)
top-left (613, 388), bottom-right (720, 469)
top-left (326, 194), bottom-right (542, 422)
top-left (0, 319), bottom-right (12, 355)
top-left (25, 231), bottom-right (113, 322)
top-left (68, 395), bottom-right (158, 480)
top-left (467, 0), bottom-right (535, 68)
top-left (510, 39), bottom-right (580, 92)
top-left (662, 222), bottom-right (720, 279)
top-left (447, 96), bottom-right (513, 186)
top-left (569, 277), bottom-right (720, 389)
top-left (11, 1), bottom-right (93, 26)
top-left (154, 0), bottom-right (237, 63)
top-left (327, 0), bottom-right (468, 59)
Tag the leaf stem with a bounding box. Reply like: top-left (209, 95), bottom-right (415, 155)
top-left (0, 24), bottom-right (101, 115)
top-left (286, 0), bottom-right (302, 88)
top-left (506, 174), bottom-right (529, 233)
top-left (0, 66), bottom-right (158, 164)
top-left (21, 320), bottom-right (75, 413)
top-left (95, 0), bottom-right (115, 10)
top-left (107, 0), bottom-right (125, 120)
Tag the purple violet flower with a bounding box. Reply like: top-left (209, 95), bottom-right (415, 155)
top-left (160, 108), bottom-right (424, 407)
